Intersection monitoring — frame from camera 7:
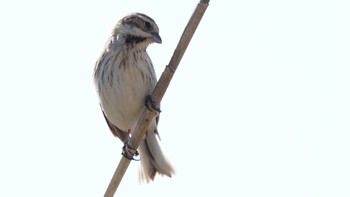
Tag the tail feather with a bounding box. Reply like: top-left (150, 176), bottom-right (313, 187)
top-left (138, 131), bottom-right (174, 182)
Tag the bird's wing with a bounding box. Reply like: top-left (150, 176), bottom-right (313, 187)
top-left (100, 107), bottom-right (129, 143)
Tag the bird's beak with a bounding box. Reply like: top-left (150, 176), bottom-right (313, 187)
top-left (152, 33), bottom-right (162, 44)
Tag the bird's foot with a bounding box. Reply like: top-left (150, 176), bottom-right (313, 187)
top-left (122, 142), bottom-right (140, 161)
top-left (145, 95), bottom-right (161, 113)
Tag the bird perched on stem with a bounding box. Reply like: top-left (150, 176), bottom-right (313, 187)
top-left (94, 13), bottom-right (174, 182)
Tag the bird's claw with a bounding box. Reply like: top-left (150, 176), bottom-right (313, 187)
top-left (145, 95), bottom-right (161, 113)
top-left (122, 143), bottom-right (140, 161)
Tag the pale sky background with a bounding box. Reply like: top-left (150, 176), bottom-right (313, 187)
top-left (0, 0), bottom-right (349, 196)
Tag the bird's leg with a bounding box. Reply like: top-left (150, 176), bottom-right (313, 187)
top-left (122, 143), bottom-right (140, 160)
top-left (145, 95), bottom-right (161, 113)
top-left (121, 129), bottom-right (140, 160)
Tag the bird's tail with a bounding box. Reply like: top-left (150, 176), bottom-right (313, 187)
top-left (138, 131), bottom-right (174, 182)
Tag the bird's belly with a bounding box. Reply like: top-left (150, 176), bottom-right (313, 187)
top-left (101, 76), bottom-right (154, 132)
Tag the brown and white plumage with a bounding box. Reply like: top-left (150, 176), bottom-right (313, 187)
top-left (94, 13), bottom-right (173, 182)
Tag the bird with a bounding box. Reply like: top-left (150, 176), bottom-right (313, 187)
top-left (93, 13), bottom-right (174, 182)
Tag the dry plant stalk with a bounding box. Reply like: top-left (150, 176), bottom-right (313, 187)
top-left (104, 0), bottom-right (210, 196)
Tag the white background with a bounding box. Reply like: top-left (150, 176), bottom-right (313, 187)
top-left (1, 0), bottom-right (349, 196)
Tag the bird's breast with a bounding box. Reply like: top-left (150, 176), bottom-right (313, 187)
top-left (100, 50), bottom-right (157, 131)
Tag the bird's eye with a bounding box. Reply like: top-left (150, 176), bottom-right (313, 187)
top-left (144, 21), bottom-right (151, 29)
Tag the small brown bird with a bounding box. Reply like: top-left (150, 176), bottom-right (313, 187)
top-left (94, 13), bottom-right (174, 182)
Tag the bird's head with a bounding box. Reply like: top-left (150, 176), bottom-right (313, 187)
top-left (114, 13), bottom-right (162, 48)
